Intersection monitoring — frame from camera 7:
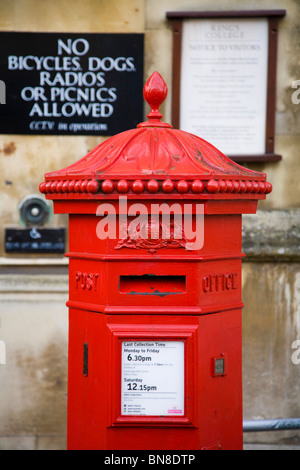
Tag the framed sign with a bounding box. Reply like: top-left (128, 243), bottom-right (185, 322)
top-left (109, 323), bottom-right (197, 427)
top-left (0, 32), bottom-right (144, 136)
top-left (121, 340), bottom-right (185, 416)
top-left (167, 10), bottom-right (286, 162)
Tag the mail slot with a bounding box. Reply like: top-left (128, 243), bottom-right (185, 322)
top-left (119, 275), bottom-right (187, 296)
top-left (40, 72), bottom-right (272, 450)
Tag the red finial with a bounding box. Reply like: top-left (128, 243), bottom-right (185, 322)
top-left (138, 72), bottom-right (172, 128)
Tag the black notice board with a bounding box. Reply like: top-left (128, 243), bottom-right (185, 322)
top-left (0, 32), bottom-right (144, 136)
top-left (5, 228), bottom-right (65, 254)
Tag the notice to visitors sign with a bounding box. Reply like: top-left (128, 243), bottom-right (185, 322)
top-left (180, 18), bottom-right (269, 155)
top-left (0, 32), bottom-right (144, 136)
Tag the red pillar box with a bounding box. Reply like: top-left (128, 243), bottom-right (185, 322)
top-left (40, 72), bottom-right (272, 451)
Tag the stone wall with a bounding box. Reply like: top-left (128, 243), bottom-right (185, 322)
top-left (0, 272), bottom-right (68, 450)
top-left (242, 210), bottom-right (300, 446)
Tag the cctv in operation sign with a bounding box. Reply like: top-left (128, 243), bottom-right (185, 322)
top-left (0, 32), bottom-right (144, 135)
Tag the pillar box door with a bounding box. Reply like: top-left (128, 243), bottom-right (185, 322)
top-left (40, 72), bottom-right (272, 451)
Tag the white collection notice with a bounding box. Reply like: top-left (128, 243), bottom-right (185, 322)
top-left (121, 341), bottom-right (185, 416)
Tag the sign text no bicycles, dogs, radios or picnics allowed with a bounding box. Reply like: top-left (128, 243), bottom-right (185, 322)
top-left (0, 32), bottom-right (143, 135)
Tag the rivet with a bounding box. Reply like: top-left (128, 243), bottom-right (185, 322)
top-left (102, 180), bottom-right (114, 193)
top-left (117, 180), bottom-right (130, 193)
top-left (132, 180), bottom-right (145, 193)
top-left (68, 180), bottom-right (76, 192)
top-left (162, 179), bottom-right (175, 193)
top-left (147, 179), bottom-right (160, 193)
top-left (225, 180), bottom-right (234, 193)
top-left (192, 180), bottom-right (204, 193)
top-left (177, 180), bottom-right (189, 193)
top-left (80, 180), bottom-right (88, 192)
top-left (56, 180), bottom-right (63, 193)
top-left (87, 180), bottom-right (100, 194)
top-left (74, 180), bottom-right (82, 192)
top-left (45, 181), bottom-right (52, 193)
top-left (62, 181), bottom-right (69, 193)
top-left (50, 181), bottom-right (57, 193)
top-left (219, 180), bottom-right (227, 193)
top-left (206, 179), bottom-right (219, 193)
top-left (39, 182), bottom-right (46, 194)
top-left (245, 181), bottom-right (253, 192)
top-left (265, 182), bottom-right (272, 194)
top-left (233, 181), bottom-right (240, 193)
top-left (239, 181), bottom-right (247, 193)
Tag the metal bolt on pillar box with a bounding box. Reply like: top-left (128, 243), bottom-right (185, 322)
top-left (40, 72), bottom-right (272, 450)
